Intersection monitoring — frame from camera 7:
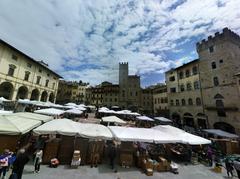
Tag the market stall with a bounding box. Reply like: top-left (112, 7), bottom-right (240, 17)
top-left (136, 116), bottom-right (154, 128)
top-left (154, 117), bottom-right (172, 125)
top-left (34, 108), bottom-right (65, 118)
top-left (203, 129), bottom-right (239, 139)
top-left (0, 114), bottom-right (42, 152)
top-left (33, 119), bottom-right (113, 165)
top-left (10, 112), bottom-right (53, 123)
top-left (101, 116), bottom-right (126, 126)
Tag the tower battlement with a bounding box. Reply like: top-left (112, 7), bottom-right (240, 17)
top-left (119, 62), bottom-right (128, 65)
top-left (196, 28), bottom-right (240, 52)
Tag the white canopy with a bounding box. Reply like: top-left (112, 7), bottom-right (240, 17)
top-left (102, 116), bottom-right (126, 125)
top-left (0, 97), bottom-right (10, 104)
top-left (66, 108), bottom-right (83, 115)
top-left (109, 126), bottom-right (181, 143)
top-left (65, 103), bottom-right (77, 106)
top-left (86, 105), bottom-right (96, 109)
top-left (154, 117), bottom-right (172, 123)
top-left (74, 123), bottom-right (113, 140)
top-left (153, 125), bottom-right (211, 145)
top-left (33, 118), bottom-right (77, 136)
top-left (11, 112), bottom-right (53, 123)
top-left (0, 114), bottom-right (41, 135)
top-left (33, 118), bottom-right (113, 139)
top-left (136, 115), bottom-right (154, 121)
top-left (203, 129), bottom-right (239, 139)
top-left (109, 126), bottom-right (155, 143)
top-left (76, 106), bottom-right (86, 111)
top-left (34, 108), bottom-right (65, 116)
top-left (0, 110), bottom-right (13, 114)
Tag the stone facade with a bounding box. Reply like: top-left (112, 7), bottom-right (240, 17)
top-left (140, 88), bottom-right (153, 115)
top-left (56, 80), bottom-right (88, 104)
top-left (152, 84), bottom-right (169, 117)
top-left (0, 39), bottom-right (61, 103)
top-left (166, 59), bottom-right (206, 129)
top-left (197, 28), bottom-right (240, 134)
top-left (119, 62), bottom-right (141, 111)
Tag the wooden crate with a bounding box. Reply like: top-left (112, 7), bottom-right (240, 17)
top-left (119, 153), bottom-right (133, 167)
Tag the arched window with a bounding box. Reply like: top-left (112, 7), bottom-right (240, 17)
top-left (180, 84), bottom-right (185, 92)
top-left (194, 81), bottom-right (199, 89)
top-left (182, 99), bottom-right (186, 106)
top-left (187, 83), bottom-right (192, 91)
top-left (176, 99), bottom-right (180, 106)
top-left (188, 98), bottom-right (193, 105)
top-left (196, 98), bottom-right (201, 106)
top-left (212, 62), bottom-right (216, 69)
top-left (213, 77), bottom-right (219, 86)
top-left (216, 99), bottom-right (226, 117)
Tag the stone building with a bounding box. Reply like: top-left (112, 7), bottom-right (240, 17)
top-left (140, 87), bottom-right (153, 115)
top-left (165, 59), bottom-right (205, 129)
top-left (56, 80), bottom-right (89, 104)
top-left (101, 82), bottom-right (119, 108)
top-left (119, 62), bottom-right (141, 111)
top-left (197, 28), bottom-right (240, 134)
top-left (0, 39), bottom-right (61, 103)
top-left (152, 84), bottom-right (169, 117)
top-left (85, 85), bottom-right (103, 107)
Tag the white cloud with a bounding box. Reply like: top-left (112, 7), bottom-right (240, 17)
top-left (0, 0), bottom-right (239, 86)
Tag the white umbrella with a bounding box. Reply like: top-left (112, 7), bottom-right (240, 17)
top-left (34, 108), bottom-right (65, 116)
top-left (66, 108), bottom-right (83, 115)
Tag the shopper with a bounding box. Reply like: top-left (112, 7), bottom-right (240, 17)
top-left (12, 149), bottom-right (30, 179)
top-left (207, 146), bottom-right (213, 167)
top-left (34, 149), bottom-right (43, 173)
top-left (0, 149), bottom-right (13, 179)
top-left (108, 142), bottom-right (116, 170)
top-left (225, 158), bottom-right (234, 177)
top-left (233, 159), bottom-right (240, 179)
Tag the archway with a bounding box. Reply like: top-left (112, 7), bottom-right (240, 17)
top-left (196, 113), bottom-right (207, 129)
top-left (214, 122), bottom-right (235, 134)
top-left (172, 113), bottom-right (181, 128)
top-left (49, 93), bottom-right (54, 103)
top-left (0, 82), bottom-right (14, 99)
top-left (30, 89), bottom-right (40, 100)
top-left (40, 91), bottom-right (48, 102)
top-left (16, 86), bottom-right (28, 99)
top-left (183, 113), bottom-right (194, 127)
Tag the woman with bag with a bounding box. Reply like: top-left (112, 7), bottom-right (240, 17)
top-left (34, 149), bottom-right (43, 173)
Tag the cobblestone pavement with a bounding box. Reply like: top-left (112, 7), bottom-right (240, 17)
top-left (5, 162), bottom-right (238, 179)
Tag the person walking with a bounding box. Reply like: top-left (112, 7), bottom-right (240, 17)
top-left (12, 149), bottom-right (30, 179)
top-left (0, 149), bottom-right (13, 179)
top-left (34, 149), bottom-right (43, 173)
top-left (233, 159), bottom-right (240, 179)
top-left (225, 158), bottom-right (234, 177)
top-left (108, 142), bottom-right (117, 170)
top-left (207, 146), bottom-right (213, 167)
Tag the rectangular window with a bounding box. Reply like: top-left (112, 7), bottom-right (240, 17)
top-left (45, 79), bottom-right (49, 87)
top-left (24, 71), bottom-right (30, 81)
top-left (169, 76), bottom-right (175, 81)
top-left (39, 69), bottom-right (42, 73)
top-left (8, 66), bottom-right (15, 76)
top-left (219, 59), bottom-right (223, 64)
top-left (12, 54), bottom-right (18, 60)
top-left (170, 88), bottom-right (176, 93)
top-left (194, 81), bottom-right (199, 90)
top-left (36, 76), bottom-right (41, 85)
top-left (52, 82), bottom-right (55, 89)
top-left (209, 46), bottom-right (214, 53)
top-left (27, 63), bottom-right (32, 68)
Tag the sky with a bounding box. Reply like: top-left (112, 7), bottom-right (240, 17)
top-left (0, 0), bottom-right (239, 87)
